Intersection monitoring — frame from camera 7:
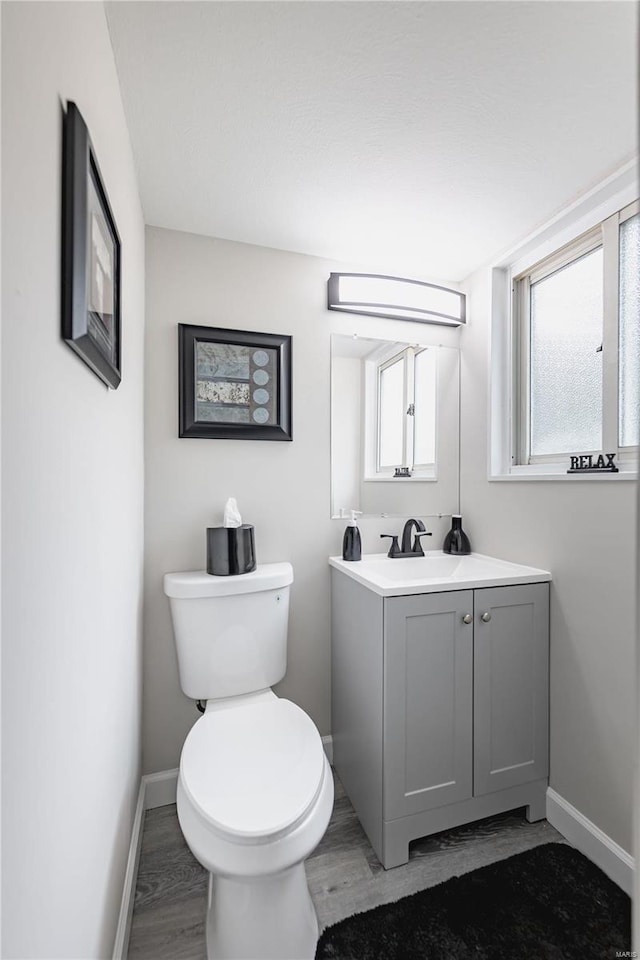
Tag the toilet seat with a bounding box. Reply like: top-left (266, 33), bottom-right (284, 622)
top-left (180, 698), bottom-right (325, 844)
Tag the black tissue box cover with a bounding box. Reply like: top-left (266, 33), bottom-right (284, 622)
top-left (206, 525), bottom-right (256, 576)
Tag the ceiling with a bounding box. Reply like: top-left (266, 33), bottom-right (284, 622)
top-left (105, 1), bottom-right (637, 282)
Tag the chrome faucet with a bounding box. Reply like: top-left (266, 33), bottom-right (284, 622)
top-left (380, 518), bottom-right (432, 558)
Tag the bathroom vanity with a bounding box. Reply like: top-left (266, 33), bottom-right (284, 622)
top-left (329, 552), bottom-right (551, 869)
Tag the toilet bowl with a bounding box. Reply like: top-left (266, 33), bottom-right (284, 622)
top-left (164, 562), bottom-right (333, 960)
top-left (177, 693), bottom-right (333, 959)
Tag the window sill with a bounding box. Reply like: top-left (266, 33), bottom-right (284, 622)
top-left (363, 475), bottom-right (437, 483)
top-left (489, 467), bottom-right (637, 482)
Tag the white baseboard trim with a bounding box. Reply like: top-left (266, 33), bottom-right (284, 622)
top-left (322, 734), bottom-right (333, 765)
top-left (142, 736), bottom-right (334, 811)
top-left (546, 787), bottom-right (634, 896)
top-left (112, 781), bottom-right (145, 960)
top-left (143, 767), bottom-right (179, 810)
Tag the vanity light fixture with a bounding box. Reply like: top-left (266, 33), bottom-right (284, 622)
top-left (327, 273), bottom-right (466, 327)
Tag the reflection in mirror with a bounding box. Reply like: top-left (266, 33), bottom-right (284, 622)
top-left (331, 334), bottom-right (460, 519)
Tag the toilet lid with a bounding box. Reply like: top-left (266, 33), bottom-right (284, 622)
top-left (179, 699), bottom-right (325, 841)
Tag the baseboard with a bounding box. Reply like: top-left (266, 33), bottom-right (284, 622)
top-left (546, 787), bottom-right (634, 896)
top-left (143, 767), bottom-right (179, 810)
top-left (322, 734), bottom-right (333, 764)
top-left (143, 736), bottom-right (334, 810)
top-left (112, 781), bottom-right (145, 960)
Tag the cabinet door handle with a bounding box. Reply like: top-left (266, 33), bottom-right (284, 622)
top-left (481, 611), bottom-right (491, 622)
top-left (462, 613), bottom-right (472, 624)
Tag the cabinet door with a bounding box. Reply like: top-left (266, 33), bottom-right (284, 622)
top-left (474, 583), bottom-right (549, 796)
top-left (384, 590), bottom-right (473, 820)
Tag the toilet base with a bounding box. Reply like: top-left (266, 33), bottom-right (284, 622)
top-left (206, 862), bottom-right (318, 960)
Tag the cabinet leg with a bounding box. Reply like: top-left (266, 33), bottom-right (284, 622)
top-left (382, 829), bottom-right (410, 869)
top-left (525, 791), bottom-right (547, 823)
top-left (382, 849), bottom-right (409, 870)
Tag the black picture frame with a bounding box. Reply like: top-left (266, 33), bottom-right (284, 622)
top-left (179, 324), bottom-right (292, 441)
top-left (62, 102), bottom-right (122, 389)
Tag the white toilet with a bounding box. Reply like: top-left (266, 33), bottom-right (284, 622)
top-left (163, 562), bottom-right (333, 960)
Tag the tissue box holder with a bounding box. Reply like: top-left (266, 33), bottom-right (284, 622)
top-left (206, 525), bottom-right (256, 576)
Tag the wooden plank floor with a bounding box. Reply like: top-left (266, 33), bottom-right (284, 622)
top-left (127, 771), bottom-right (566, 960)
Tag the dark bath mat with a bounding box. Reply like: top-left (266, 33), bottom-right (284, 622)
top-left (315, 842), bottom-right (631, 960)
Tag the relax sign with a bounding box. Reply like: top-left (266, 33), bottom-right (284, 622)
top-left (567, 453), bottom-right (618, 474)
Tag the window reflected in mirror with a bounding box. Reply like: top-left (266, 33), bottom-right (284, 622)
top-left (331, 334), bottom-right (460, 519)
top-left (375, 344), bottom-right (436, 477)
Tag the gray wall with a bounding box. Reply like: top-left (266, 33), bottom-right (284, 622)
top-left (460, 267), bottom-right (636, 854)
top-left (2, 3), bottom-right (145, 956)
top-left (143, 226), bottom-right (459, 775)
top-left (635, 477), bottom-right (640, 949)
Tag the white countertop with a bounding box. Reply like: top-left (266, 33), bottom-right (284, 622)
top-left (329, 551), bottom-right (551, 597)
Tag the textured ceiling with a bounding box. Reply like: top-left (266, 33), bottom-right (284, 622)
top-left (106, 1), bottom-right (637, 281)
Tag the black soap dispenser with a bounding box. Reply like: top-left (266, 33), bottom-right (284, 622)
top-left (342, 510), bottom-right (363, 561)
top-left (443, 515), bottom-right (471, 555)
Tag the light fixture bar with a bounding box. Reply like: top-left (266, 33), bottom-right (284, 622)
top-left (327, 273), bottom-right (466, 326)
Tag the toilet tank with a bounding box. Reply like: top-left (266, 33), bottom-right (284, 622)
top-left (163, 563), bottom-right (293, 701)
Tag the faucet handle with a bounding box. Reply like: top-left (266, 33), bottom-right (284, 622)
top-left (380, 534), bottom-right (401, 558)
top-left (412, 530), bottom-right (433, 556)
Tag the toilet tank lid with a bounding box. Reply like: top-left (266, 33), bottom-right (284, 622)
top-left (164, 562), bottom-right (293, 599)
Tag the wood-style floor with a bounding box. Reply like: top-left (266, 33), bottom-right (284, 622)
top-left (127, 771), bottom-right (566, 960)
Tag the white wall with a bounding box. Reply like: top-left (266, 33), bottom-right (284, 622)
top-left (330, 356), bottom-right (361, 516)
top-left (460, 268), bottom-right (636, 854)
top-left (144, 225), bottom-right (460, 774)
top-left (1, 3), bottom-right (145, 957)
top-left (635, 475), bottom-right (640, 948)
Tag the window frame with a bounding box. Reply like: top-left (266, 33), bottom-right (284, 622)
top-left (510, 198), bottom-right (638, 474)
top-left (376, 348), bottom-right (411, 472)
top-left (363, 343), bottom-right (438, 482)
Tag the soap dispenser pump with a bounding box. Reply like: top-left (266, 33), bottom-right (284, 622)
top-left (342, 510), bottom-right (363, 561)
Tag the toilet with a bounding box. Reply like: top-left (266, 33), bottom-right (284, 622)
top-left (163, 562), bottom-right (333, 960)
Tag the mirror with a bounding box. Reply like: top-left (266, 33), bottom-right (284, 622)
top-left (331, 334), bottom-right (460, 518)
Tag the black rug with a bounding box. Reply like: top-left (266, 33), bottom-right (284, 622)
top-left (315, 843), bottom-right (631, 960)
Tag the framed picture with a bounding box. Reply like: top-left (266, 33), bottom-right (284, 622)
top-left (179, 324), bottom-right (292, 441)
top-left (62, 101), bottom-right (121, 389)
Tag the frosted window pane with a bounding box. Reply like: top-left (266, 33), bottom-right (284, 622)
top-left (379, 358), bottom-right (404, 466)
top-left (530, 248), bottom-right (603, 457)
top-left (619, 214), bottom-right (640, 448)
top-left (413, 349), bottom-right (436, 465)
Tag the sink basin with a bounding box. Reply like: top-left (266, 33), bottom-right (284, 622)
top-left (360, 554), bottom-right (464, 581)
top-left (329, 551), bottom-right (551, 597)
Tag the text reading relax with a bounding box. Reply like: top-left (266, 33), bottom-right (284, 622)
top-left (569, 453), bottom-right (617, 471)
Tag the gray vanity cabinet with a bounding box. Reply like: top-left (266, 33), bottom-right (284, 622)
top-left (473, 584), bottom-right (549, 796)
top-left (331, 570), bottom-right (550, 869)
top-left (384, 590), bottom-right (474, 820)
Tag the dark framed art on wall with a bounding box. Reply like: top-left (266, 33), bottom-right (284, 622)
top-left (62, 101), bottom-right (122, 389)
top-left (179, 324), bottom-right (292, 440)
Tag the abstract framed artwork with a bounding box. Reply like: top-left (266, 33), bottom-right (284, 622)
top-left (62, 101), bottom-right (122, 389)
top-left (179, 324), bottom-right (292, 440)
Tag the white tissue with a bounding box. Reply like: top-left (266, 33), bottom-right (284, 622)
top-left (223, 497), bottom-right (242, 528)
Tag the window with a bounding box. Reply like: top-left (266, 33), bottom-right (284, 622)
top-left (512, 200), bottom-right (639, 470)
top-left (378, 353), bottom-right (405, 468)
top-left (368, 345), bottom-right (437, 478)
